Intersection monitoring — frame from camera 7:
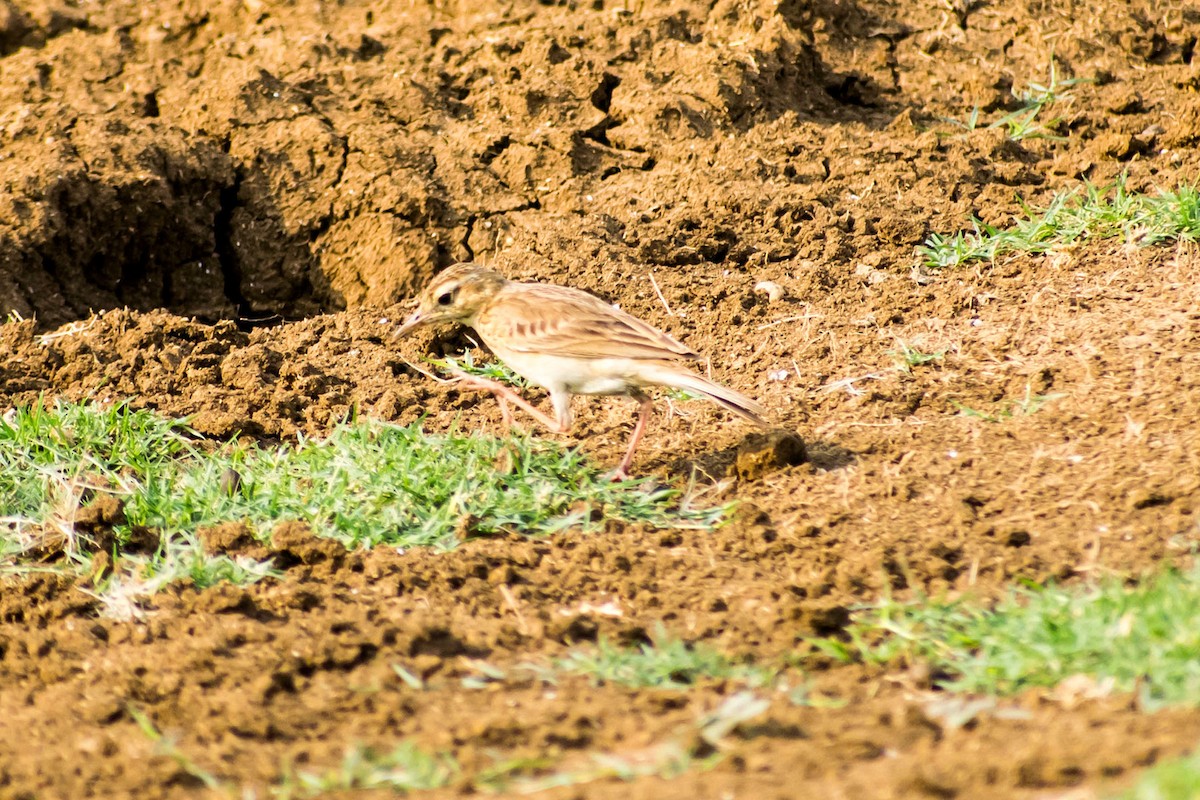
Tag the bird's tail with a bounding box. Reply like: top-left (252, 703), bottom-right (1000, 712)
top-left (642, 365), bottom-right (769, 426)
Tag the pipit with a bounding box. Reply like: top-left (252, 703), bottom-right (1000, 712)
top-left (397, 263), bottom-right (768, 478)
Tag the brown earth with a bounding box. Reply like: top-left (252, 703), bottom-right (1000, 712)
top-left (2, 0), bottom-right (1200, 797)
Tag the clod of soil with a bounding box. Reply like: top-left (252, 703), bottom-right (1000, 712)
top-left (732, 429), bottom-right (808, 480)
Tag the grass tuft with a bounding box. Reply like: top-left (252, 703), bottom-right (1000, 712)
top-left (429, 349), bottom-right (529, 387)
top-left (889, 340), bottom-right (945, 373)
top-left (1113, 747), bottom-right (1200, 800)
top-left (149, 419), bottom-right (724, 548)
top-left (482, 691), bottom-right (765, 793)
top-left (280, 743), bottom-right (458, 797)
top-left (558, 625), bottom-right (774, 690)
top-left (128, 680), bottom-right (766, 796)
top-left (950, 385), bottom-right (1063, 422)
top-left (810, 567), bottom-right (1200, 709)
top-left (0, 400), bottom-right (726, 602)
top-left (919, 180), bottom-right (1200, 269)
top-left (128, 706), bottom-right (224, 791)
top-left (939, 58), bottom-right (1088, 142)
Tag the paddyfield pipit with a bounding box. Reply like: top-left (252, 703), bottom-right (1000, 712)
top-left (397, 263), bottom-right (768, 478)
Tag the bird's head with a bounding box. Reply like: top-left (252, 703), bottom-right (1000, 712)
top-left (396, 263), bottom-right (508, 336)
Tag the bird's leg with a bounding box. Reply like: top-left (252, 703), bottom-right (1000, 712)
top-left (446, 368), bottom-right (564, 433)
top-left (549, 390), bottom-right (574, 435)
top-left (612, 393), bottom-right (655, 481)
top-left (495, 395), bottom-right (517, 432)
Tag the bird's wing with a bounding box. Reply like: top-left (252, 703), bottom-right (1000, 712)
top-left (476, 282), bottom-right (699, 361)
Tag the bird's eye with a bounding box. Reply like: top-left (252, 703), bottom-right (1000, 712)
top-left (437, 291), bottom-right (454, 306)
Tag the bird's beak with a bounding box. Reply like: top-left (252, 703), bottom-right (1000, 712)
top-left (395, 309), bottom-right (425, 338)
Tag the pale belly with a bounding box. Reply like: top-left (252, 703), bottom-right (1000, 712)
top-left (491, 348), bottom-right (637, 396)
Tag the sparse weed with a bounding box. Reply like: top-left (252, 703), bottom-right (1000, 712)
top-left (272, 692), bottom-right (765, 796)
top-left (992, 58), bottom-right (1089, 141)
top-left (436, 629), bottom-right (791, 698)
top-left (1112, 746), bottom-right (1200, 800)
top-left (430, 349), bottom-right (528, 387)
top-left (951, 385), bottom-right (1062, 422)
top-left (809, 566), bottom-right (1200, 709)
top-left (919, 178), bottom-right (1200, 269)
top-left (278, 743), bottom-right (458, 797)
top-left (474, 755), bottom-right (562, 792)
top-left (557, 624), bottom-right (774, 690)
top-left (940, 58), bottom-right (1088, 142)
top-left (481, 692), bottom-right (765, 793)
top-left (128, 706), bottom-right (225, 792)
top-left (920, 227), bottom-right (995, 270)
top-left (889, 340), bottom-right (946, 372)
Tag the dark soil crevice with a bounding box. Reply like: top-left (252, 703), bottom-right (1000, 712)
top-left (215, 174), bottom-right (250, 324)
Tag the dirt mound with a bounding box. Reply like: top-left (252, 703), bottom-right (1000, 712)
top-left (0, 0), bottom-right (836, 327)
top-left (7, 0), bottom-right (1190, 329)
top-left (2, 0), bottom-right (1200, 797)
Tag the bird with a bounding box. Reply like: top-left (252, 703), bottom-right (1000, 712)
top-left (396, 263), bottom-right (768, 478)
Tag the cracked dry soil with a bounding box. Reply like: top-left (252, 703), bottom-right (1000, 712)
top-left (2, 0), bottom-right (1200, 797)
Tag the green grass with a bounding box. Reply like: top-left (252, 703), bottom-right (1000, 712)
top-left (950, 386), bottom-right (1063, 422)
top-left (811, 567), bottom-right (1200, 710)
top-left (429, 350), bottom-right (529, 388)
top-left (940, 58), bottom-right (1088, 142)
top-left (1113, 747), bottom-right (1200, 800)
top-left (128, 692), bottom-right (767, 797)
top-left (888, 340), bottom-right (945, 372)
top-left (128, 706), bottom-right (224, 791)
top-left (495, 692), bottom-right (766, 793)
top-left (132, 706), bottom-right (459, 798)
top-left (558, 625), bottom-right (774, 690)
top-left (0, 400), bottom-right (727, 599)
top-left (153, 420), bottom-right (723, 548)
top-left (0, 401), bottom-right (269, 593)
top-left (445, 627), bottom-right (825, 705)
top-left (919, 180), bottom-right (1200, 269)
top-left (279, 743), bottom-right (459, 797)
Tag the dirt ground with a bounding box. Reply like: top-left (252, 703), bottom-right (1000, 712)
top-left (2, 0), bottom-right (1200, 797)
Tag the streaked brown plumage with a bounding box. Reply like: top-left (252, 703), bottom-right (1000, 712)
top-left (397, 263), bottom-right (767, 477)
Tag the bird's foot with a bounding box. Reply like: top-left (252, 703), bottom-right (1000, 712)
top-left (605, 467), bottom-right (630, 483)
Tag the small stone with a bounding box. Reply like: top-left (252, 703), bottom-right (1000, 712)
top-left (753, 280), bottom-right (785, 302)
top-left (219, 467), bottom-right (243, 496)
